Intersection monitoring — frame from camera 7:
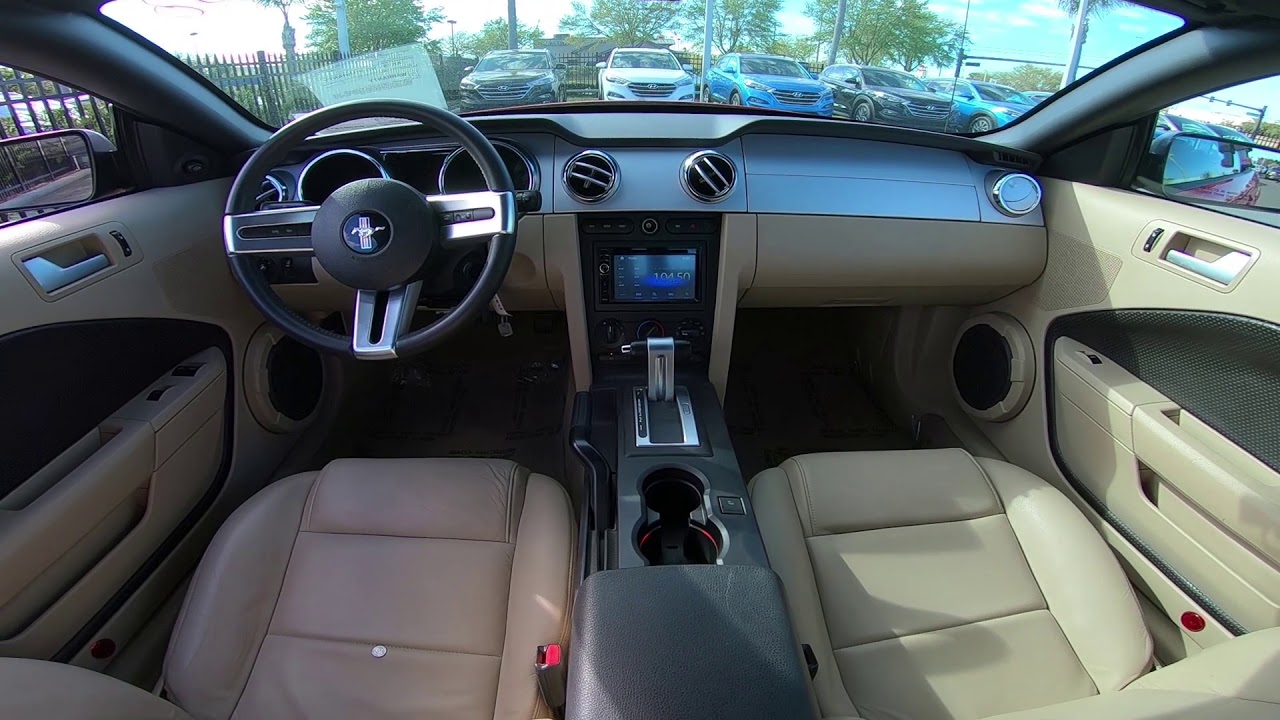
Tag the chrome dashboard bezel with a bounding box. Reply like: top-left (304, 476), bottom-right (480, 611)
top-left (436, 138), bottom-right (540, 195)
top-left (297, 148), bottom-right (390, 202)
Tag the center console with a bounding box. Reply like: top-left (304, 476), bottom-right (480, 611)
top-left (563, 213), bottom-right (819, 719)
top-left (581, 213), bottom-right (719, 370)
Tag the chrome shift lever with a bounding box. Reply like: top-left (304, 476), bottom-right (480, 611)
top-left (621, 337), bottom-right (677, 402)
top-left (645, 337), bottom-right (675, 402)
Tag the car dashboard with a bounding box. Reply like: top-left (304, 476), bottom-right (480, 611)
top-left (259, 111), bottom-right (1048, 368)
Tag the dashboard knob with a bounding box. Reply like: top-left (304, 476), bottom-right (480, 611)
top-left (989, 172), bottom-right (1042, 216)
top-left (598, 319), bottom-right (624, 347)
top-left (635, 319), bottom-right (665, 339)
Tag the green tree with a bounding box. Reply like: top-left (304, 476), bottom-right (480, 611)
top-left (303, 0), bottom-right (445, 55)
top-left (459, 17), bottom-right (542, 58)
top-left (804, 0), bottom-right (893, 65)
top-left (886, 0), bottom-right (960, 72)
top-left (254, 0), bottom-right (301, 56)
top-left (679, 0), bottom-right (783, 55)
top-left (766, 33), bottom-right (821, 64)
top-left (559, 0), bottom-right (679, 47)
top-left (982, 64), bottom-right (1064, 92)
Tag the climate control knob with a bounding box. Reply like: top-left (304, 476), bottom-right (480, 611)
top-left (635, 319), bottom-right (665, 339)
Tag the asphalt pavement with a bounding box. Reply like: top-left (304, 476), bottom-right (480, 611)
top-left (1258, 178), bottom-right (1280, 207)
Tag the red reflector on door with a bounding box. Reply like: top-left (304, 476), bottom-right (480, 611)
top-left (1180, 611), bottom-right (1206, 632)
top-left (90, 638), bottom-right (116, 659)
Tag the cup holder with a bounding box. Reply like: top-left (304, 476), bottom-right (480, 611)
top-left (637, 469), bottom-right (721, 566)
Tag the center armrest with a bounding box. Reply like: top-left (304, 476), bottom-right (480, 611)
top-left (566, 565), bottom-right (818, 720)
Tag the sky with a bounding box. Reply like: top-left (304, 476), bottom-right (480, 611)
top-left (101, 0), bottom-right (1280, 127)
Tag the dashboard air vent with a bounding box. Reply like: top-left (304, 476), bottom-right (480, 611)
top-left (994, 151), bottom-right (1035, 169)
top-left (681, 150), bottom-right (736, 203)
top-left (563, 150), bottom-right (618, 203)
top-left (257, 174), bottom-right (286, 208)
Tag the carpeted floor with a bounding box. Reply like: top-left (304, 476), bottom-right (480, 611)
top-left (323, 312), bottom-right (570, 480)
top-left (725, 309), bottom-right (914, 480)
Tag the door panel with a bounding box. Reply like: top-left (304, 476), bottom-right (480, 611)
top-left (0, 179), bottom-right (306, 664)
top-left (967, 179), bottom-right (1280, 654)
top-left (1049, 332), bottom-right (1279, 634)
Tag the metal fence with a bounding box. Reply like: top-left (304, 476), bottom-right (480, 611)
top-left (1, 67), bottom-right (114, 141)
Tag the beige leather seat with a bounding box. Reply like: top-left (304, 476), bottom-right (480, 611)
top-left (0, 457), bottom-right (574, 720)
top-left (751, 449), bottom-right (1153, 720)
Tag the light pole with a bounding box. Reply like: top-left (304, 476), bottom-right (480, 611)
top-left (1206, 95), bottom-right (1269, 138)
top-left (335, 0), bottom-right (351, 56)
top-left (828, 0), bottom-right (847, 66)
top-left (508, 0), bottom-right (518, 50)
top-left (701, 0), bottom-right (715, 101)
top-left (448, 19), bottom-right (457, 57)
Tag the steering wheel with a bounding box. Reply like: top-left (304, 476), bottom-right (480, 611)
top-left (223, 99), bottom-right (517, 359)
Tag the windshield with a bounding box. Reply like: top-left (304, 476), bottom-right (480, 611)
top-left (862, 68), bottom-right (926, 92)
top-left (474, 52), bottom-right (549, 72)
top-left (739, 57), bottom-right (808, 78)
top-left (611, 52), bottom-right (680, 71)
top-left (101, 0), bottom-right (1184, 134)
top-left (974, 83), bottom-right (1031, 105)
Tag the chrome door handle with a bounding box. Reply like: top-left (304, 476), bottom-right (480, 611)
top-left (22, 253), bottom-right (109, 292)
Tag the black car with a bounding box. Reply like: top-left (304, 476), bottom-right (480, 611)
top-left (819, 64), bottom-right (955, 132)
top-left (458, 49), bottom-right (566, 113)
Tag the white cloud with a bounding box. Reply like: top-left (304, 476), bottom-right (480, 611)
top-left (777, 10), bottom-right (815, 36)
top-left (1022, 0), bottom-right (1067, 20)
top-left (1116, 22), bottom-right (1150, 35)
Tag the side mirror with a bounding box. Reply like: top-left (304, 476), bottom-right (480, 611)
top-left (0, 129), bottom-right (107, 219)
top-left (462, 66), bottom-right (474, 73)
top-left (726, 67), bottom-right (738, 75)
top-left (555, 63), bottom-right (567, 70)
top-left (1146, 131), bottom-right (1274, 209)
top-left (682, 64), bottom-right (694, 72)
top-left (595, 62), bottom-right (606, 69)
top-left (845, 77), bottom-right (861, 87)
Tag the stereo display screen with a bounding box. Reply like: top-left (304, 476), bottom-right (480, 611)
top-left (612, 252), bottom-right (698, 302)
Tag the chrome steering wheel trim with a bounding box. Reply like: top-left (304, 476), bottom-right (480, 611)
top-left (222, 99), bottom-right (517, 359)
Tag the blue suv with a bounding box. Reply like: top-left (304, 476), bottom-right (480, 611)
top-left (705, 53), bottom-right (834, 117)
top-left (922, 78), bottom-right (1035, 133)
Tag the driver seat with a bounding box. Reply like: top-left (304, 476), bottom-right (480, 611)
top-left (0, 458), bottom-right (575, 719)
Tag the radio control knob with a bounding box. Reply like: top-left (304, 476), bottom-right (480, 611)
top-left (598, 262), bottom-right (610, 275)
top-left (635, 319), bottom-right (665, 339)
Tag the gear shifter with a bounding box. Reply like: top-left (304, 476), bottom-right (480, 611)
top-left (622, 337), bottom-right (699, 447)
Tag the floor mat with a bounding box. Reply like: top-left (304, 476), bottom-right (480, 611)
top-left (334, 314), bottom-right (570, 480)
top-left (725, 310), bottom-right (914, 480)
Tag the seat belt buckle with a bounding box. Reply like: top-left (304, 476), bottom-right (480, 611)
top-left (535, 643), bottom-right (567, 720)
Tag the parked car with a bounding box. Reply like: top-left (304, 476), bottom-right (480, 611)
top-left (594, 48), bottom-right (697, 102)
top-left (923, 77), bottom-right (1036, 132)
top-left (1207, 122), bottom-right (1254, 143)
top-left (819, 64), bottom-right (955, 132)
top-left (705, 53), bottom-right (833, 117)
top-left (458, 49), bottom-right (566, 113)
top-left (1024, 90), bottom-right (1053, 104)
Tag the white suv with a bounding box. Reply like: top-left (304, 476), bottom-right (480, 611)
top-left (595, 48), bottom-right (697, 102)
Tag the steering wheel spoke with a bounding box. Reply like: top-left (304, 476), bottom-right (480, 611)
top-left (224, 206), bottom-right (318, 255)
top-left (428, 190), bottom-right (517, 247)
top-left (352, 282), bottom-right (422, 359)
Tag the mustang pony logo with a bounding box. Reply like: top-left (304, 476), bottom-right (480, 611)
top-left (348, 216), bottom-right (386, 252)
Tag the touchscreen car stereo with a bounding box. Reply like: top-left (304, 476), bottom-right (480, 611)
top-left (597, 247), bottom-right (701, 304)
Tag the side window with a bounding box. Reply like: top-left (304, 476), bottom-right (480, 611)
top-left (2, 65), bottom-right (117, 226)
top-left (1137, 75), bottom-right (1280, 223)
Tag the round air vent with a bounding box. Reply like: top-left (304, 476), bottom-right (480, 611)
top-left (563, 150), bottom-right (618, 203)
top-left (256, 174), bottom-right (286, 209)
top-left (988, 172), bottom-right (1042, 217)
top-left (951, 313), bottom-right (1034, 422)
top-left (681, 150), bottom-right (736, 203)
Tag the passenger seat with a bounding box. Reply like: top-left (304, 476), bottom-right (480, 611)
top-left (750, 449), bottom-right (1152, 720)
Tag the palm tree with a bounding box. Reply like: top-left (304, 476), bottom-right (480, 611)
top-left (255, 0), bottom-right (300, 58)
top-left (1057, 0), bottom-right (1127, 17)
